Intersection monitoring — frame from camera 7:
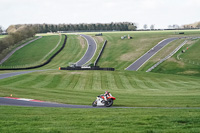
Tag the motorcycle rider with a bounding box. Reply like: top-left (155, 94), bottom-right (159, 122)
top-left (103, 91), bottom-right (111, 101)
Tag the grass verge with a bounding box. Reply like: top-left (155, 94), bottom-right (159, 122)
top-left (0, 106), bottom-right (200, 133)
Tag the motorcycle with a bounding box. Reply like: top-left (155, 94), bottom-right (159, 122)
top-left (92, 93), bottom-right (116, 107)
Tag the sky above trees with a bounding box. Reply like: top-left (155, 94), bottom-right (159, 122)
top-left (0, 0), bottom-right (200, 29)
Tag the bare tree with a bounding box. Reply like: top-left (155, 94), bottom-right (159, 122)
top-left (0, 25), bottom-right (3, 34)
top-left (168, 25), bottom-right (172, 29)
top-left (143, 24), bottom-right (148, 30)
top-left (150, 24), bottom-right (155, 30)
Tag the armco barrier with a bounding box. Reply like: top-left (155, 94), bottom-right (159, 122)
top-left (60, 66), bottom-right (114, 71)
top-left (0, 35), bottom-right (67, 70)
top-left (94, 40), bottom-right (107, 66)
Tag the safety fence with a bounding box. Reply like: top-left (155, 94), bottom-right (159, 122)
top-left (94, 40), bottom-right (107, 66)
top-left (60, 66), bottom-right (114, 71)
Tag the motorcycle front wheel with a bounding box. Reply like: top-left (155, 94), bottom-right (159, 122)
top-left (105, 99), bottom-right (113, 107)
top-left (92, 100), bottom-right (97, 107)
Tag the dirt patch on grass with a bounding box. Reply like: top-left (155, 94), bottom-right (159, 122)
top-left (178, 70), bottom-right (199, 75)
top-left (93, 36), bottom-right (104, 43)
top-left (167, 58), bottom-right (185, 67)
top-left (120, 52), bottom-right (138, 61)
top-left (120, 48), bottom-right (145, 61)
top-left (77, 36), bottom-right (86, 48)
top-left (186, 39), bottom-right (197, 45)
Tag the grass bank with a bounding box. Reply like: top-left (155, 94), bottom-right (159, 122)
top-left (1, 35), bottom-right (62, 68)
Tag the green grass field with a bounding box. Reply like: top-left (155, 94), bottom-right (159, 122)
top-left (1, 35), bottom-right (63, 68)
top-left (1, 30), bottom-right (200, 132)
top-left (0, 36), bottom-right (38, 61)
top-left (92, 30), bottom-right (200, 70)
top-left (1, 106), bottom-right (200, 133)
top-left (179, 39), bottom-right (200, 63)
top-left (0, 70), bottom-right (200, 107)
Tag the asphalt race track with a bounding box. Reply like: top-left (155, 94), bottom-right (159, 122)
top-left (76, 34), bottom-right (97, 66)
top-left (0, 97), bottom-right (93, 108)
top-left (1, 97), bottom-right (200, 109)
top-left (126, 37), bottom-right (179, 71)
top-left (0, 70), bottom-right (51, 80)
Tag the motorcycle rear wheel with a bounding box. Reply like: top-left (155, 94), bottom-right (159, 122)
top-left (105, 99), bottom-right (113, 107)
top-left (92, 101), bottom-right (97, 107)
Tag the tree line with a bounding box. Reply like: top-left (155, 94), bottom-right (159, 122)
top-left (183, 21), bottom-right (200, 29)
top-left (0, 26), bottom-right (3, 34)
top-left (7, 22), bottom-right (137, 33)
top-left (0, 25), bottom-right (37, 54)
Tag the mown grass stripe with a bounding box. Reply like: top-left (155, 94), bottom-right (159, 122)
top-left (152, 78), bottom-right (171, 89)
top-left (31, 74), bottom-right (48, 88)
top-left (113, 72), bottom-right (125, 90)
top-left (74, 73), bottom-right (87, 90)
top-left (56, 72), bottom-right (72, 89)
top-left (15, 74), bottom-right (45, 88)
top-left (83, 72), bottom-right (93, 90)
top-left (106, 72), bottom-right (118, 90)
top-left (0, 74), bottom-right (31, 86)
top-left (165, 79), bottom-right (189, 89)
top-left (35, 74), bottom-right (55, 88)
top-left (142, 77), bottom-right (161, 90)
top-left (67, 74), bottom-right (80, 90)
top-left (128, 75), bottom-right (145, 89)
top-left (119, 74), bottom-right (133, 90)
top-left (135, 76), bottom-right (151, 89)
top-left (101, 72), bottom-right (108, 90)
top-left (45, 74), bottom-right (62, 88)
top-left (92, 71), bottom-right (102, 90)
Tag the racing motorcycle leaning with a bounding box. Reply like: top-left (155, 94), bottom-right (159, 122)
top-left (92, 92), bottom-right (116, 107)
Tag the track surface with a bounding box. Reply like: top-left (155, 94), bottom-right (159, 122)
top-left (76, 34), bottom-right (97, 66)
top-left (0, 36), bottom-right (42, 65)
top-left (0, 97), bottom-right (93, 108)
top-left (1, 97), bottom-right (200, 109)
top-left (0, 70), bottom-right (51, 80)
top-left (126, 37), bottom-right (179, 71)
